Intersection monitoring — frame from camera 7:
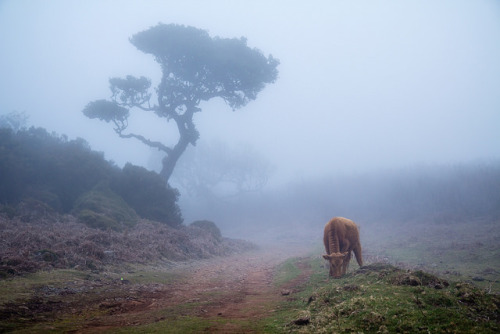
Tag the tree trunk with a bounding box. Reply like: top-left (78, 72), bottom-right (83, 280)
top-left (160, 137), bottom-right (190, 182)
top-left (159, 112), bottom-right (198, 182)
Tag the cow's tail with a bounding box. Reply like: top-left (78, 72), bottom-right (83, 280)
top-left (353, 244), bottom-right (363, 266)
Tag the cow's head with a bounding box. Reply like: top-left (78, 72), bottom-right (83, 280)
top-left (323, 252), bottom-right (349, 278)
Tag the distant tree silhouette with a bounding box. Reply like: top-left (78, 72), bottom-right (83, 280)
top-left (0, 111), bottom-right (29, 132)
top-left (83, 23), bottom-right (279, 182)
top-left (170, 141), bottom-right (271, 199)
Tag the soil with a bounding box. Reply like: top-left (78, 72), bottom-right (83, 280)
top-left (81, 242), bottom-right (312, 333)
top-left (3, 242), bottom-right (314, 333)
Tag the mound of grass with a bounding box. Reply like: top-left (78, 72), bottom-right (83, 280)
top-left (270, 259), bottom-right (500, 333)
top-left (189, 220), bottom-right (222, 241)
top-left (73, 185), bottom-right (138, 231)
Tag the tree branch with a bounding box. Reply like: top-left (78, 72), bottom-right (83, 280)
top-left (133, 104), bottom-right (155, 112)
top-left (116, 130), bottom-right (172, 154)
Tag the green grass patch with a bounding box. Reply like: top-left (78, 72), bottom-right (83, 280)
top-left (273, 258), bottom-right (301, 287)
top-left (266, 257), bottom-right (500, 333)
top-left (111, 316), bottom-right (214, 333)
top-left (109, 316), bottom-right (270, 334)
top-left (0, 269), bottom-right (90, 305)
top-left (116, 266), bottom-right (183, 285)
top-left (73, 184), bottom-right (138, 231)
top-left (0, 265), bottom-right (186, 333)
top-left (363, 220), bottom-right (500, 293)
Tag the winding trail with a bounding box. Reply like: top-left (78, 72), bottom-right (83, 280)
top-left (77, 242), bottom-right (313, 333)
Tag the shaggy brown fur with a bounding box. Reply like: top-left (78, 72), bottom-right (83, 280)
top-left (323, 217), bottom-right (363, 278)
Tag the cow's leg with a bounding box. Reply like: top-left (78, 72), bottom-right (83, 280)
top-left (342, 252), bottom-right (351, 275)
top-left (353, 246), bottom-right (363, 267)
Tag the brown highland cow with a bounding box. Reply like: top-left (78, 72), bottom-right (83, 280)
top-left (323, 217), bottom-right (363, 278)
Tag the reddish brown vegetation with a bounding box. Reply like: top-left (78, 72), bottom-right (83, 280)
top-left (0, 203), bottom-right (255, 277)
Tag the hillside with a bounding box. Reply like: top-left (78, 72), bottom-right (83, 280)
top-left (0, 207), bottom-right (255, 278)
top-left (0, 127), bottom-right (183, 229)
top-left (272, 258), bottom-right (500, 333)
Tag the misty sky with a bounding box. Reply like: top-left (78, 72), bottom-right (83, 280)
top-left (1, 0), bottom-right (499, 185)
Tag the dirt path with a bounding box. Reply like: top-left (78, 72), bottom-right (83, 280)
top-left (75, 242), bottom-right (313, 333)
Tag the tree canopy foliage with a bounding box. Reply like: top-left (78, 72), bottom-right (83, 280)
top-left (83, 23), bottom-right (279, 182)
top-left (0, 111), bottom-right (29, 132)
top-left (0, 127), bottom-right (182, 227)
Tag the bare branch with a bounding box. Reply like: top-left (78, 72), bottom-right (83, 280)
top-left (116, 130), bottom-right (172, 154)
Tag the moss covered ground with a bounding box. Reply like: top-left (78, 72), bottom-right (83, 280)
top-left (267, 258), bottom-right (499, 333)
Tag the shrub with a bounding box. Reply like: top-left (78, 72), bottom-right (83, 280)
top-left (15, 198), bottom-right (57, 222)
top-left (76, 209), bottom-right (122, 231)
top-left (72, 185), bottom-right (138, 231)
top-left (111, 163), bottom-right (183, 227)
top-left (0, 205), bottom-right (16, 219)
top-left (190, 220), bottom-right (222, 241)
top-left (0, 127), bottom-right (183, 227)
top-left (0, 127), bottom-right (113, 211)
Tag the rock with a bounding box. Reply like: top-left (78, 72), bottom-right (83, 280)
top-left (343, 284), bottom-right (360, 291)
top-left (293, 316), bottom-right (310, 326)
top-left (395, 274), bottom-right (421, 286)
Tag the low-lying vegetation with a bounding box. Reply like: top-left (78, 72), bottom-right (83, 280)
top-left (362, 218), bottom-right (500, 293)
top-left (268, 258), bottom-right (500, 333)
top-left (0, 209), bottom-right (255, 277)
top-left (0, 265), bottom-right (183, 333)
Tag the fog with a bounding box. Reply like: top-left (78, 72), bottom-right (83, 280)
top-left (1, 1), bottom-right (500, 238)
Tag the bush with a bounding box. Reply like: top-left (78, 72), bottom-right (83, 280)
top-left (0, 205), bottom-right (16, 219)
top-left (0, 127), bottom-right (183, 228)
top-left (73, 185), bottom-right (138, 231)
top-left (112, 164), bottom-right (183, 227)
top-left (76, 209), bottom-right (121, 231)
top-left (190, 220), bottom-right (222, 241)
top-left (0, 127), bottom-right (113, 211)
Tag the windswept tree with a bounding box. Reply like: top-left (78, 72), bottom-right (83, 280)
top-left (83, 23), bottom-right (279, 182)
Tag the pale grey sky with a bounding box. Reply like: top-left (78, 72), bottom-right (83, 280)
top-left (1, 0), bottom-right (499, 185)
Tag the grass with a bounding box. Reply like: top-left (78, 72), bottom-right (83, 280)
top-left (0, 269), bottom-right (91, 305)
top-left (0, 264), bottom-right (188, 333)
top-left (362, 219), bottom-right (500, 292)
top-left (2, 256), bottom-right (499, 333)
top-left (110, 316), bottom-right (215, 333)
top-left (112, 264), bottom-right (183, 285)
top-left (0, 263), bottom-right (182, 306)
top-left (265, 257), bottom-right (500, 333)
top-left (273, 258), bottom-right (302, 287)
top-left (264, 219), bottom-right (500, 332)
top-left (2, 218), bottom-right (498, 333)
